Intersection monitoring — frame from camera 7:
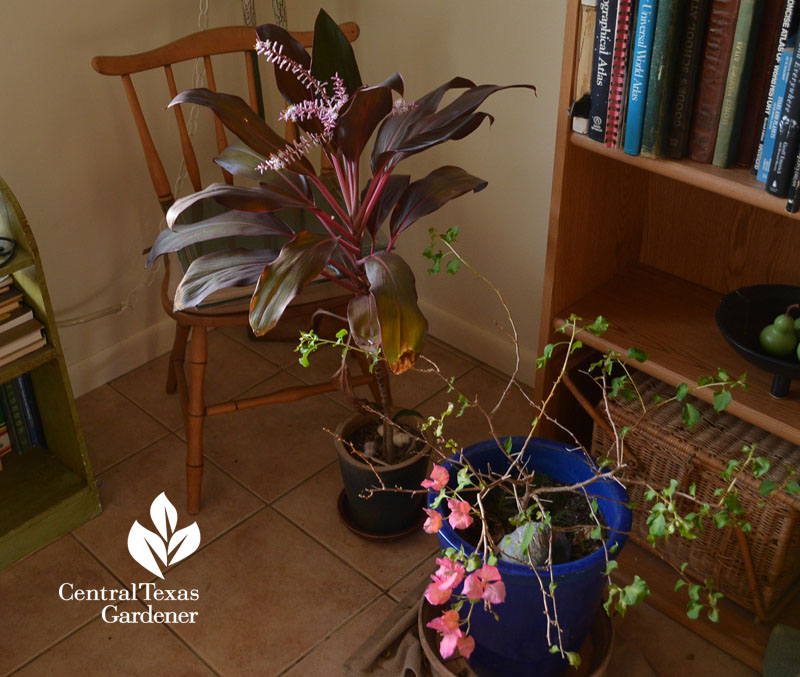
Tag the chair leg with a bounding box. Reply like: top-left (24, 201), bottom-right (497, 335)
top-left (166, 323), bottom-right (190, 394)
top-left (186, 326), bottom-right (207, 514)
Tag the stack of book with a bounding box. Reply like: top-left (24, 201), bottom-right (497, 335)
top-left (0, 373), bottom-right (46, 459)
top-left (575, 0), bottom-right (800, 212)
top-left (0, 283), bottom-right (45, 367)
top-left (0, 401), bottom-right (12, 471)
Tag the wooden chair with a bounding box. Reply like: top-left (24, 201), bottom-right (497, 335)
top-left (92, 24), bottom-right (378, 514)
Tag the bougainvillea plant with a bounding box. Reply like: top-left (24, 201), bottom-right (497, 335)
top-left (147, 9), bottom-right (533, 383)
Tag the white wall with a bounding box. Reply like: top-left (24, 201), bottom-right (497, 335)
top-left (0, 1), bottom-right (565, 395)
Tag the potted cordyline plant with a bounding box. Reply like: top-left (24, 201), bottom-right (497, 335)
top-left (326, 228), bottom-right (799, 676)
top-left (146, 9), bottom-right (533, 534)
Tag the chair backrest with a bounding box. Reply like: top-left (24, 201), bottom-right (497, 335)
top-left (92, 23), bottom-right (359, 211)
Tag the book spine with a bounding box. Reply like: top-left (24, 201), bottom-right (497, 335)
top-left (667, 0), bottom-right (713, 158)
top-left (2, 380), bottom-right (31, 453)
top-left (766, 38), bottom-right (800, 193)
top-left (713, 0), bottom-right (766, 167)
top-left (784, 144), bottom-right (800, 208)
top-left (736, 0), bottom-right (786, 165)
top-left (590, 0), bottom-right (622, 140)
top-left (15, 374), bottom-right (45, 449)
top-left (625, 0), bottom-right (661, 155)
top-left (0, 387), bottom-right (20, 454)
top-left (605, 0), bottom-right (636, 146)
top-left (642, 0), bottom-right (688, 157)
top-left (757, 44), bottom-right (796, 178)
top-left (573, 0), bottom-right (600, 134)
top-left (688, 0), bottom-right (743, 162)
top-left (753, 0), bottom-right (799, 173)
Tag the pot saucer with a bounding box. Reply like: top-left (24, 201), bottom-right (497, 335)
top-left (337, 489), bottom-right (426, 541)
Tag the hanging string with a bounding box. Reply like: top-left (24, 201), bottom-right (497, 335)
top-left (272, 0), bottom-right (287, 28)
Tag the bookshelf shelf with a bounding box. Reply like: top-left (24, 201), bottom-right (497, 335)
top-left (0, 176), bottom-right (100, 571)
top-left (540, 0), bottom-right (800, 667)
top-left (570, 132), bottom-right (799, 219)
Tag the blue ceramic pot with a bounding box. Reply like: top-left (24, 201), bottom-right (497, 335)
top-left (428, 437), bottom-right (631, 677)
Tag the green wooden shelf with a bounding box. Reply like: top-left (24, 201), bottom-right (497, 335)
top-left (0, 176), bottom-right (100, 571)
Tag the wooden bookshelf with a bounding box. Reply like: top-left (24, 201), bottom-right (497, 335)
top-left (540, 0), bottom-right (800, 666)
top-left (0, 176), bottom-right (100, 571)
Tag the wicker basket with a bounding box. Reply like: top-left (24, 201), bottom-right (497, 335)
top-left (589, 373), bottom-right (800, 617)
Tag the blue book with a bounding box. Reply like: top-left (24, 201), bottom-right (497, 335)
top-left (758, 45), bottom-right (795, 181)
top-left (624, 0), bottom-right (661, 155)
top-left (15, 374), bottom-right (45, 448)
top-left (589, 0), bottom-right (621, 141)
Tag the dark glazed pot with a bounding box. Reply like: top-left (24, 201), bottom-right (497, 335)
top-left (335, 413), bottom-right (430, 535)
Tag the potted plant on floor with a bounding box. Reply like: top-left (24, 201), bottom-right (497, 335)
top-left (146, 9), bottom-right (534, 535)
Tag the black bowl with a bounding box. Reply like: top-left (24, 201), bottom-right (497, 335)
top-left (716, 285), bottom-right (800, 398)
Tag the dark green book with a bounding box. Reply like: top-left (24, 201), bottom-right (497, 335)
top-left (713, 0), bottom-right (766, 167)
top-left (1, 380), bottom-right (31, 453)
top-left (641, 0), bottom-right (689, 157)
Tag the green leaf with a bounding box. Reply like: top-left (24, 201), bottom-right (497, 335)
top-left (713, 389), bottom-right (732, 413)
top-left (686, 602), bottom-right (702, 619)
top-left (549, 645), bottom-right (560, 654)
top-left (590, 524), bottom-right (602, 540)
top-left (249, 233), bottom-right (338, 335)
top-left (675, 383), bottom-right (690, 402)
top-left (604, 560), bottom-right (619, 575)
top-left (173, 248), bottom-right (276, 311)
top-left (364, 251), bottom-right (428, 374)
top-left (566, 651), bottom-right (582, 668)
top-left (752, 457), bottom-right (770, 478)
top-left (627, 347), bottom-right (649, 362)
top-left (682, 402), bottom-right (701, 427)
top-left (674, 579), bottom-right (687, 591)
top-left (446, 259), bottom-right (461, 275)
top-left (758, 479), bottom-right (777, 497)
top-left (390, 166), bottom-right (487, 238)
top-left (708, 607), bottom-right (719, 623)
top-left (456, 467), bottom-right (473, 489)
top-left (311, 8), bottom-right (363, 95)
top-left (520, 522), bottom-right (537, 556)
top-left (586, 315), bottom-right (609, 336)
top-left (712, 511), bottom-right (730, 529)
top-left (787, 480), bottom-right (800, 495)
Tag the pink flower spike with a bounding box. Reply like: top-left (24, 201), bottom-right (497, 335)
top-left (447, 498), bottom-right (474, 530)
top-left (462, 572), bottom-right (483, 601)
top-left (457, 634), bottom-right (476, 659)
top-left (423, 508), bottom-right (443, 534)
top-left (421, 464), bottom-right (449, 491)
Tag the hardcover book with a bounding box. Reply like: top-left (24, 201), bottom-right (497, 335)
top-left (688, 0), bottom-right (743, 162)
top-left (641, 0), bottom-right (689, 157)
top-left (573, 0), bottom-right (599, 134)
top-left (605, 0), bottom-right (636, 146)
top-left (713, 0), bottom-right (766, 167)
top-left (625, 0), bottom-right (661, 155)
top-left (766, 36), bottom-right (800, 193)
top-left (589, 0), bottom-right (621, 140)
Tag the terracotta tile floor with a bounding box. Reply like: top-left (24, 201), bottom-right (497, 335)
top-left (1, 329), bottom-right (761, 676)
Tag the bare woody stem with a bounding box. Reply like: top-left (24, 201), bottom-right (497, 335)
top-left (373, 361), bottom-right (397, 464)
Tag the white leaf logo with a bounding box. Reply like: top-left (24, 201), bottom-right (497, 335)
top-left (127, 493), bottom-right (200, 578)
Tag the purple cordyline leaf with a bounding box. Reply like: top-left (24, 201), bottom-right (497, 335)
top-left (166, 183), bottom-right (310, 229)
top-left (255, 23), bottom-right (313, 107)
top-left (215, 141), bottom-right (313, 201)
top-left (395, 112), bottom-right (495, 155)
top-left (389, 166), bottom-right (487, 238)
top-left (174, 248), bottom-right (277, 311)
top-left (169, 89), bottom-right (315, 176)
top-left (362, 174), bottom-right (410, 238)
top-left (337, 86), bottom-right (394, 163)
top-left (363, 251), bottom-right (427, 374)
top-left (376, 72), bottom-right (405, 97)
top-left (311, 9), bottom-right (362, 96)
top-left (250, 232), bottom-right (338, 335)
top-left (347, 293), bottom-right (381, 354)
top-left (370, 77), bottom-right (475, 171)
top-left (147, 211), bottom-right (293, 268)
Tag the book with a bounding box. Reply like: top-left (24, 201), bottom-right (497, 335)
top-left (15, 374), bottom-right (45, 449)
top-left (0, 304), bottom-right (34, 336)
top-left (785, 146), bottom-right (800, 208)
top-left (573, 0), bottom-right (599, 134)
top-left (641, 0), bottom-right (688, 157)
top-left (605, 0), bottom-right (637, 146)
top-left (0, 337), bottom-right (46, 369)
top-left (625, 0), bottom-right (661, 155)
top-left (688, 0), bottom-right (743, 162)
top-left (713, 0), bottom-right (766, 167)
top-left (766, 36), bottom-right (800, 193)
top-left (1, 380), bottom-right (31, 453)
top-left (0, 287), bottom-right (23, 316)
top-left (0, 318), bottom-right (44, 361)
top-left (589, 0), bottom-right (621, 141)
top-left (736, 0), bottom-right (786, 166)
top-left (666, 0), bottom-right (712, 158)
top-left (753, 0), bottom-right (800, 175)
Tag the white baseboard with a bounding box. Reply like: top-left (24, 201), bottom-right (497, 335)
top-left (67, 318), bottom-right (176, 397)
top-left (419, 300), bottom-right (538, 388)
